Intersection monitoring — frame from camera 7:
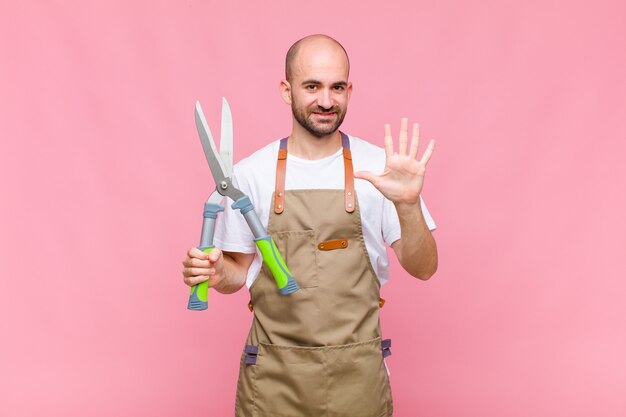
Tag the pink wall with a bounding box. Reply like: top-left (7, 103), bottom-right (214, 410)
top-left (2, 1), bottom-right (625, 416)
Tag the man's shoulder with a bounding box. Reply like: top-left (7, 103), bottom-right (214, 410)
top-left (233, 139), bottom-right (280, 178)
top-left (347, 134), bottom-right (383, 152)
top-left (346, 134), bottom-right (386, 170)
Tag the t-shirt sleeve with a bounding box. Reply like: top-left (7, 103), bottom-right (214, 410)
top-left (382, 196), bottom-right (437, 246)
top-left (213, 173), bottom-right (257, 254)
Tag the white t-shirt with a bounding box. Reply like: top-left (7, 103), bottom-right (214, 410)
top-left (213, 135), bottom-right (436, 288)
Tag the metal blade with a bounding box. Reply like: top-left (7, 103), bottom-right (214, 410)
top-left (206, 190), bottom-right (224, 206)
top-left (220, 97), bottom-right (234, 177)
top-left (195, 101), bottom-right (229, 184)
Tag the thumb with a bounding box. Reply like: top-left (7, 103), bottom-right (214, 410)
top-left (354, 170), bottom-right (376, 183)
top-left (207, 247), bottom-right (223, 263)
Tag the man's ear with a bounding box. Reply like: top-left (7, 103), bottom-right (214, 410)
top-left (279, 80), bottom-right (292, 105)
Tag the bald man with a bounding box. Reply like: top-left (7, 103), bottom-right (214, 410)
top-left (182, 34), bottom-right (437, 416)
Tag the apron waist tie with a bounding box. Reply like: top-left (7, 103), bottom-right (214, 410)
top-left (382, 338), bottom-right (392, 358)
top-left (244, 345), bottom-right (259, 365)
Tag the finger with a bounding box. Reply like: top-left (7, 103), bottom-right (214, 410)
top-left (183, 267), bottom-right (214, 277)
top-left (419, 139), bottom-right (435, 165)
top-left (182, 257), bottom-right (211, 268)
top-left (384, 124), bottom-right (393, 157)
top-left (408, 123), bottom-right (420, 159)
top-left (184, 275), bottom-right (210, 287)
top-left (398, 118), bottom-right (408, 156)
top-left (188, 246), bottom-right (211, 260)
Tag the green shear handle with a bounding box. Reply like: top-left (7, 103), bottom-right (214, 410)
top-left (255, 236), bottom-right (298, 295)
top-left (233, 196), bottom-right (299, 295)
top-left (187, 247), bottom-right (213, 310)
top-left (188, 201), bottom-right (224, 310)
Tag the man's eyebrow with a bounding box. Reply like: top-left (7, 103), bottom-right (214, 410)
top-left (300, 80), bottom-right (349, 88)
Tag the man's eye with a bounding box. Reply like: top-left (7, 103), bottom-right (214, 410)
top-left (333, 85), bottom-right (345, 91)
top-left (306, 85), bottom-right (317, 90)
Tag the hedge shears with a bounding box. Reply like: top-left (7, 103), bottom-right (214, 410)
top-left (187, 98), bottom-right (299, 311)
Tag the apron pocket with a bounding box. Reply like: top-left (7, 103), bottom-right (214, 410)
top-left (250, 338), bottom-right (392, 417)
top-left (253, 343), bottom-right (327, 417)
top-left (272, 230), bottom-right (318, 288)
top-left (326, 337), bottom-right (393, 417)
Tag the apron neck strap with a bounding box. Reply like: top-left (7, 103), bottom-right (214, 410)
top-left (274, 132), bottom-right (355, 214)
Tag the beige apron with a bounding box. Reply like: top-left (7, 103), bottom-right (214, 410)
top-left (235, 133), bottom-right (393, 417)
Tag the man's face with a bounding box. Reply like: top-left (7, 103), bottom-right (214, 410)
top-left (286, 44), bottom-right (352, 138)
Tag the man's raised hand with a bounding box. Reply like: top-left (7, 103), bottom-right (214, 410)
top-left (354, 118), bottom-right (435, 205)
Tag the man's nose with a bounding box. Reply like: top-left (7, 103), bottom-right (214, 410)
top-left (317, 88), bottom-right (333, 109)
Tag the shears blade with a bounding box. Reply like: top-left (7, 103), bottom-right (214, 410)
top-left (206, 190), bottom-right (223, 206)
top-left (195, 101), bottom-right (229, 185)
top-left (220, 97), bottom-right (234, 177)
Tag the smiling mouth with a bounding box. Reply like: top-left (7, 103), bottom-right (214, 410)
top-left (313, 112), bottom-right (336, 117)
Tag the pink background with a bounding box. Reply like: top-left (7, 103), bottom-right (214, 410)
top-left (1, 1), bottom-right (625, 416)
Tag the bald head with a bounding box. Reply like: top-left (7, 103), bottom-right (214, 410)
top-left (285, 34), bottom-right (350, 82)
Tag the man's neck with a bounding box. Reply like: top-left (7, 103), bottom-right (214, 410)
top-left (287, 124), bottom-right (342, 160)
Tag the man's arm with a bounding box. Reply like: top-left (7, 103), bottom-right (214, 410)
top-left (390, 202), bottom-right (438, 280)
top-left (182, 247), bottom-right (254, 294)
top-left (354, 118), bottom-right (438, 280)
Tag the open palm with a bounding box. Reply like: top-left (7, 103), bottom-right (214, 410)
top-left (354, 119), bottom-right (435, 205)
